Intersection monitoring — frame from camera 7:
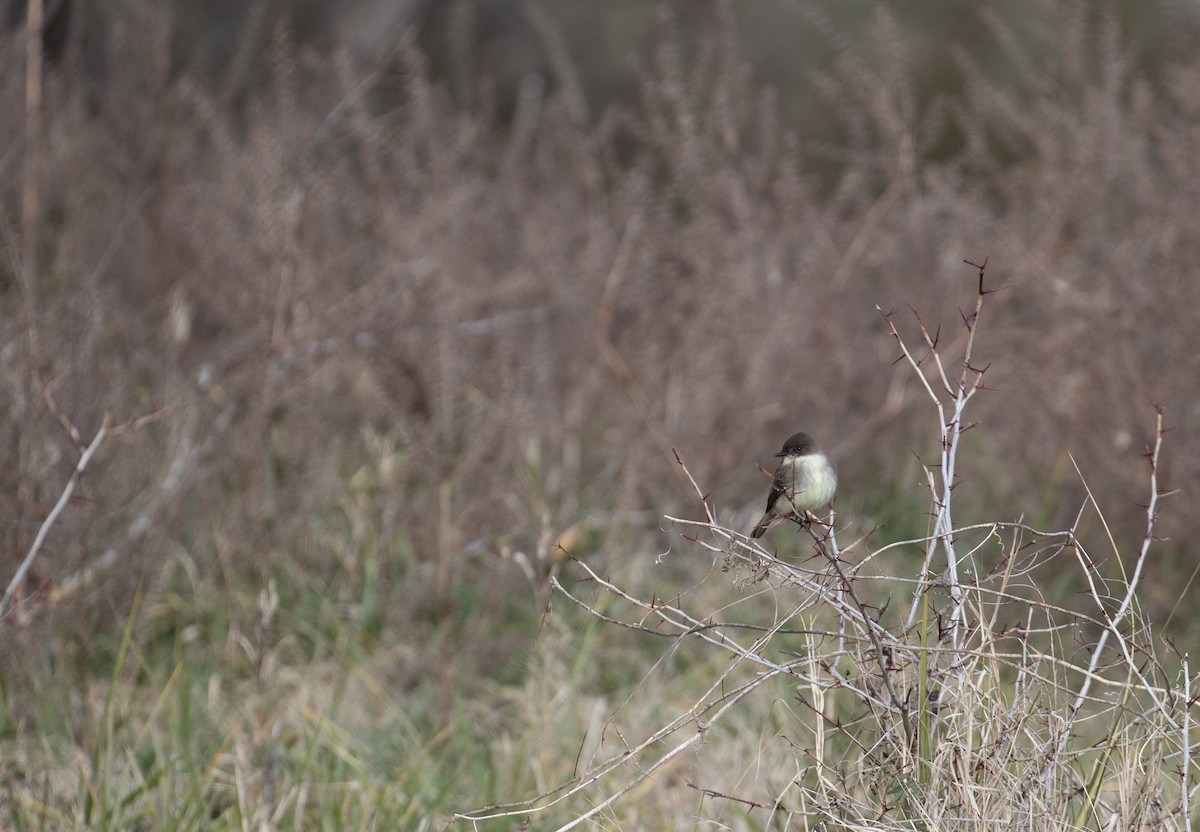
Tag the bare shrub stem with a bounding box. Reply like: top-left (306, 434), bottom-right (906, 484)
top-left (1, 414), bottom-right (109, 620)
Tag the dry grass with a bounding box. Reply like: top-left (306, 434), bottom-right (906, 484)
top-left (1, 1), bottom-right (1198, 828)
top-left (455, 269), bottom-right (1191, 829)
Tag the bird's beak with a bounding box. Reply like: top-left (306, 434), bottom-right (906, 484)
top-left (774, 450), bottom-right (787, 458)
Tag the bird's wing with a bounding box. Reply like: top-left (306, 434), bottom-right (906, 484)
top-left (763, 483), bottom-right (787, 515)
top-left (771, 463), bottom-right (797, 499)
top-left (768, 463), bottom-right (796, 509)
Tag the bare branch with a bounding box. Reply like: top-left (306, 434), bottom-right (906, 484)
top-left (1, 414), bottom-right (110, 620)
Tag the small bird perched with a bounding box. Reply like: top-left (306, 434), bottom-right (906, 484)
top-left (750, 432), bottom-right (838, 539)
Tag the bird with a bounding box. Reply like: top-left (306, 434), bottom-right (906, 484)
top-left (750, 432), bottom-right (838, 539)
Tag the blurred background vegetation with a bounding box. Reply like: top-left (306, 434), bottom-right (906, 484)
top-left (3, 0), bottom-right (1200, 826)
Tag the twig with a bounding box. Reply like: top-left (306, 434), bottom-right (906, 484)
top-left (883, 258), bottom-right (991, 646)
top-left (1, 414), bottom-right (110, 620)
top-left (1049, 406), bottom-right (1172, 785)
top-left (808, 524), bottom-right (914, 744)
top-left (20, 0), bottom-right (44, 359)
top-left (1184, 653), bottom-right (1192, 832)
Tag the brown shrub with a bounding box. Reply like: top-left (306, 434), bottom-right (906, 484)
top-left (1, 2), bottom-right (1196, 645)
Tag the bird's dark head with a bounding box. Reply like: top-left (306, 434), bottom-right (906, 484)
top-left (776, 432), bottom-right (820, 457)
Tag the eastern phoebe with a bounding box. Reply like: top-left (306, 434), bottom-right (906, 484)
top-left (750, 432), bottom-right (838, 539)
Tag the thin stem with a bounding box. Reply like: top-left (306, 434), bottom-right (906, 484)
top-left (1, 415), bottom-right (110, 619)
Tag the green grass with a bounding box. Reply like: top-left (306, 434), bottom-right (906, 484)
top-left (0, 531), bottom-right (699, 828)
top-left (2, 471), bottom-right (1193, 831)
